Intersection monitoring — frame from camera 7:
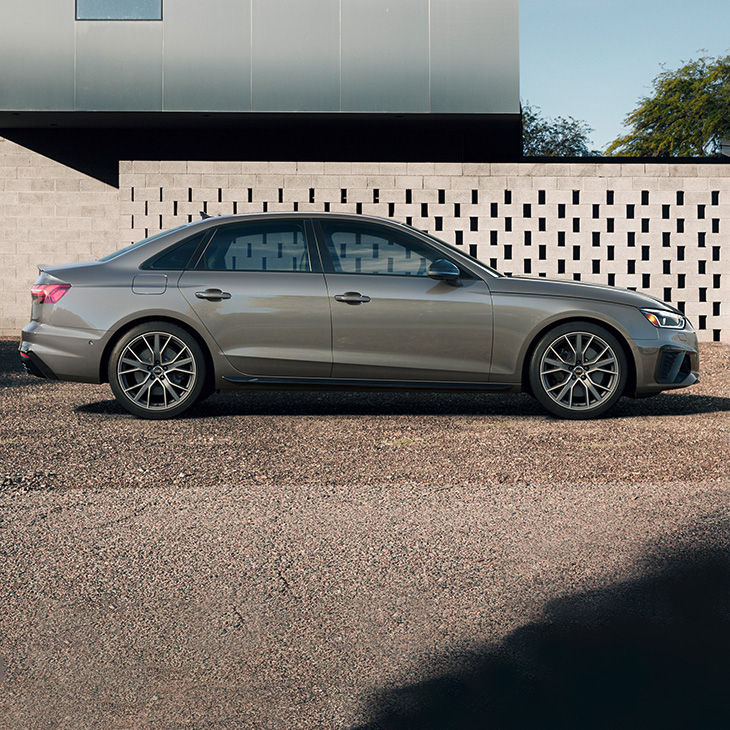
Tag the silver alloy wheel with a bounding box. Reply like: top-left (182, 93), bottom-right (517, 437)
top-left (117, 331), bottom-right (197, 410)
top-left (539, 331), bottom-right (620, 411)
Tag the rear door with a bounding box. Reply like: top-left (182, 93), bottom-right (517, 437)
top-left (313, 219), bottom-right (493, 382)
top-left (178, 218), bottom-right (332, 377)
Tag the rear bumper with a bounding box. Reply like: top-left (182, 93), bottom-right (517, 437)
top-left (19, 346), bottom-right (58, 379)
top-left (20, 321), bottom-right (105, 383)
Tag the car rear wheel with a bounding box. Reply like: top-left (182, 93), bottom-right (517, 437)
top-left (108, 322), bottom-right (205, 419)
top-left (529, 322), bottom-right (628, 419)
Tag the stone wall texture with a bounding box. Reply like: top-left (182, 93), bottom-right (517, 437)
top-left (0, 137), bottom-right (119, 335)
top-left (2, 146), bottom-right (728, 343)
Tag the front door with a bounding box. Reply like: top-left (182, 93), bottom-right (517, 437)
top-left (315, 220), bottom-right (493, 382)
top-left (178, 219), bottom-right (331, 377)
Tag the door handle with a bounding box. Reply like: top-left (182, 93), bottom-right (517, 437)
top-left (195, 288), bottom-right (231, 301)
top-left (334, 292), bottom-right (371, 305)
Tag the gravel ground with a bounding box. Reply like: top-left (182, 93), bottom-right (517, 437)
top-left (0, 339), bottom-right (728, 728)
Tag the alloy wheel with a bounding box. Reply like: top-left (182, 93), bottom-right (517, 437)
top-left (117, 331), bottom-right (197, 411)
top-left (539, 331), bottom-right (620, 411)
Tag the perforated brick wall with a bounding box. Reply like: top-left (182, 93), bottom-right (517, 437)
top-left (119, 161), bottom-right (730, 342)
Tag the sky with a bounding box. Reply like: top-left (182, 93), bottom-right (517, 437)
top-left (520, 0), bottom-right (730, 152)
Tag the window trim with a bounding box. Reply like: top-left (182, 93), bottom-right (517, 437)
top-left (75, 0), bottom-right (163, 21)
top-left (192, 218), bottom-right (320, 274)
top-left (311, 219), bottom-right (477, 280)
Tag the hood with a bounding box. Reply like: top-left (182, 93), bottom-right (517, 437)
top-left (492, 275), bottom-right (679, 313)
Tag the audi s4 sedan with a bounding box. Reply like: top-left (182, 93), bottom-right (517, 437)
top-left (20, 213), bottom-right (699, 419)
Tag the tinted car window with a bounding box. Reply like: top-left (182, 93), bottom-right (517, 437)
top-left (198, 221), bottom-right (310, 272)
top-left (142, 231), bottom-right (206, 270)
top-left (319, 221), bottom-right (444, 277)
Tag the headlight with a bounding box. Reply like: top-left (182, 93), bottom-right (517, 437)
top-left (640, 308), bottom-right (686, 329)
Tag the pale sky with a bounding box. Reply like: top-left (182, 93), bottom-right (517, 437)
top-left (520, 0), bottom-right (730, 152)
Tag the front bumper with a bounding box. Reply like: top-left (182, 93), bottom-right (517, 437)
top-left (632, 326), bottom-right (700, 395)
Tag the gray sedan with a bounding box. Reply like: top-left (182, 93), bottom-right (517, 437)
top-left (20, 213), bottom-right (699, 419)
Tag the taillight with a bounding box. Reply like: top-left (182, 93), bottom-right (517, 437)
top-left (30, 284), bottom-right (71, 303)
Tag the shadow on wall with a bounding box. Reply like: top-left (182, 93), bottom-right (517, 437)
top-left (359, 527), bottom-right (730, 730)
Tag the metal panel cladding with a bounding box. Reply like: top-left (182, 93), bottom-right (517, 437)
top-left (0, 0), bottom-right (519, 114)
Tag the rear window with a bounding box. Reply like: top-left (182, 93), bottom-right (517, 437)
top-left (98, 225), bottom-right (188, 262)
top-left (141, 232), bottom-right (207, 270)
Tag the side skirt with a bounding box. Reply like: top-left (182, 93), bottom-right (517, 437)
top-left (222, 375), bottom-right (517, 393)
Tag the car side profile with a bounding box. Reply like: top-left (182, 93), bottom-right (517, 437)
top-left (20, 213), bottom-right (699, 419)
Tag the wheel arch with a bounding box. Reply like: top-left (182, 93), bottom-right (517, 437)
top-left (99, 314), bottom-right (216, 394)
top-left (520, 316), bottom-right (637, 397)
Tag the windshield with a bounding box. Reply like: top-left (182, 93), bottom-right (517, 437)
top-left (98, 225), bottom-right (188, 262)
top-left (400, 223), bottom-right (503, 277)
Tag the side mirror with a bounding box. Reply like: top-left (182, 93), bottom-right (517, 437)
top-left (427, 259), bottom-right (461, 282)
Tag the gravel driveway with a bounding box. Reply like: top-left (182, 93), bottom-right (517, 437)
top-left (1, 339), bottom-right (728, 728)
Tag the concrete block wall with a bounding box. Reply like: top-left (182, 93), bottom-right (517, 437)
top-left (119, 161), bottom-right (730, 342)
top-left (0, 137), bottom-right (119, 335)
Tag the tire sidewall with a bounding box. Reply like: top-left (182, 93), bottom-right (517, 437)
top-left (529, 321), bottom-right (628, 419)
top-left (108, 321), bottom-right (206, 419)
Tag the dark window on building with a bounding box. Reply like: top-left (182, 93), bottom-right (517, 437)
top-left (490, 230), bottom-right (498, 245)
top-left (573, 218), bottom-right (580, 233)
top-left (641, 190), bottom-right (650, 205)
top-left (523, 203), bottom-right (532, 218)
top-left (698, 231), bottom-right (706, 247)
top-left (592, 204), bottom-right (600, 219)
top-left (676, 191), bottom-right (684, 205)
top-left (662, 232), bottom-right (671, 247)
top-left (572, 245), bottom-right (580, 260)
top-left (627, 231), bottom-right (635, 246)
top-left (698, 260), bottom-right (706, 274)
top-left (627, 260), bottom-right (636, 274)
top-left (662, 205), bottom-right (670, 219)
top-left (472, 190), bottom-right (479, 205)
top-left (490, 202), bottom-right (498, 217)
top-left (504, 244), bottom-right (512, 260)
top-left (698, 204), bottom-right (706, 219)
top-left (641, 245), bottom-right (650, 261)
top-left (677, 274), bottom-right (686, 289)
top-left (677, 218), bottom-right (685, 233)
top-left (538, 217), bottom-right (546, 231)
top-left (626, 204), bottom-right (635, 219)
top-left (504, 217), bottom-right (512, 232)
top-left (455, 230), bottom-right (463, 245)
top-left (606, 190), bottom-right (614, 205)
top-left (663, 260), bottom-right (671, 274)
top-left (524, 230), bottom-right (532, 245)
top-left (558, 203), bottom-right (566, 219)
top-left (76, 0), bottom-right (162, 20)
top-left (504, 190), bottom-right (512, 204)
top-left (572, 190), bottom-right (580, 205)
top-left (538, 190), bottom-right (546, 205)
top-left (524, 259), bottom-right (531, 274)
top-left (454, 203), bottom-right (461, 217)
top-left (641, 218), bottom-right (650, 233)
top-left (607, 218), bottom-right (615, 233)
top-left (592, 260), bottom-right (600, 274)
top-left (592, 231), bottom-right (600, 246)
top-left (712, 218), bottom-right (720, 233)
top-left (538, 245), bottom-right (546, 260)
top-left (437, 189), bottom-right (445, 204)
top-left (558, 259), bottom-right (566, 274)
top-left (607, 246), bottom-right (614, 260)
top-left (469, 216), bottom-right (478, 231)
top-left (198, 221), bottom-right (310, 272)
top-left (677, 246), bottom-right (685, 261)
top-left (712, 245), bottom-right (721, 262)
top-left (642, 273), bottom-right (651, 288)
top-left (608, 273), bottom-right (615, 286)
top-left (558, 231), bottom-right (566, 246)
top-left (711, 190), bottom-right (720, 205)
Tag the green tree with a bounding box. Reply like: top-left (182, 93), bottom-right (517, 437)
top-left (606, 55), bottom-right (730, 157)
top-left (522, 101), bottom-right (597, 157)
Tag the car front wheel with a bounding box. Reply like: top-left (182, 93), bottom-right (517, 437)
top-left (529, 322), bottom-right (628, 419)
top-left (108, 322), bottom-right (205, 419)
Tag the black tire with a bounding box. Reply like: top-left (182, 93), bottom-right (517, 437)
top-left (108, 321), bottom-right (206, 419)
top-left (528, 321), bottom-right (629, 419)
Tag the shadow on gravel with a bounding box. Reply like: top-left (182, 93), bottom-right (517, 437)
top-left (359, 529), bottom-right (730, 730)
top-left (0, 340), bottom-right (39, 388)
top-left (73, 391), bottom-right (730, 419)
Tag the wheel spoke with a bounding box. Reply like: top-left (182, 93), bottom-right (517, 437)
top-left (584, 377), bottom-right (602, 403)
